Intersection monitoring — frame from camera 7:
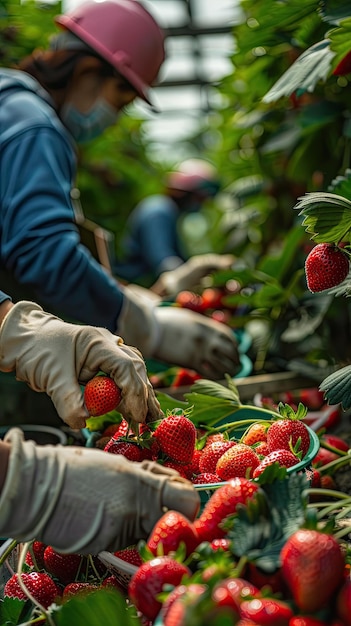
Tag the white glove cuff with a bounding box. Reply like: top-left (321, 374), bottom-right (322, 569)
top-left (0, 301), bottom-right (45, 372)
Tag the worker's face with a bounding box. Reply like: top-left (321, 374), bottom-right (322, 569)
top-left (61, 57), bottom-right (137, 143)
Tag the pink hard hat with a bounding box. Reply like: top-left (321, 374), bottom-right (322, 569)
top-left (55, 0), bottom-right (165, 105)
top-left (166, 159), bottom-right (220, 196)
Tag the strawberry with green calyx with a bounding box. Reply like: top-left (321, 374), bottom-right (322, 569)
top-left (128, 555), bottom-right (191, 622)
top-left (84, 374), bottom-right (122, 417)
top-left (152, 409), bottom-right (197, 464)
top-left (252, 449), bottom-right (300, 478)
top-left (280, 527), bottom-right (345, 613)
top-left (304, 243), bottom-right (350, 293)
top-left (103, 437), bottom-right (144, 461)
top-left (4, 571), bottom-right (61, 609)
top-left (146, 510), bottom-right (200, 558)
top-left (266, 403), bottom-right (311, 458)
top-left (194, 477), bottom-right (260, 543)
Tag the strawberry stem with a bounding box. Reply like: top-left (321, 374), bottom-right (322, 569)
top-left (0, 538), bottom-right (17, 567)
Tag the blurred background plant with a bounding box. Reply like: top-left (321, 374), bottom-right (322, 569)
top-left (2, 0), bottom-right (351, 378)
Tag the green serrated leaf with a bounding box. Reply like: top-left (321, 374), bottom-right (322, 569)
top-left (188, 379), bottom-right (240, 404)
top-left (0, 597), bottom-right (30, 626)
top-left (226, 473), bottom-right (310, 572)
top-left (263, 40), bottom-right (335, 103)
top-left (53, 588), bottom-right (138, 625)
top-left (294, 192), bottom-right (351, 242)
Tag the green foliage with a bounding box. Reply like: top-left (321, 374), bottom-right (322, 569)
top-left (225, 472), bottom-right (310, 572)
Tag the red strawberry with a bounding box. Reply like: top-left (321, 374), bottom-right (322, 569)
top-left (241, 423), bottom-right (268, 446)
top-left (203, 432), bottom-right (226, 448)
top-left (63, 582), bottom-right (99, 599)
top-left (114, 546), bottom-right (143, 567)
top-left (216, 443), bottom-right (260, 480)
top-left (175, 290), bottom-right (204, 312)
top-left (84, 375), bottom-right (122, 417)
top-left (192, 472), bottom-right (222, 484)
top-left (267, 419), bottom-right (310, 457)
top-left (200, 287), bottom-right (224, 310)
top-left (194, 477), bottom-right (260, 542)
top-left (162, 459), bottom-right (191, 478)
top-left (212, 577), bottom-right (260, 613)
top-left (199, 440), bottom-right (236, 474)
top-left (4, 572), bottom-right (61, 608)
top-left (299, 387), bottom-right (324, 409)
top-left (239, 597), bottom-right (293, 625)
top-left (185, 449), bottom-right (202, 477)
top-left (160, 583), bottom-right (207, 626)
top-left (255, 441), bottom-right (269, 456)
top-left (312, 447), bottom-right (339, 467)
top-left (280, 529), bottom-right (345, 613)
top-left (154, 414), bottom-right (196, 464)
top-left (147, 510), bottom-right (199, 558)
top-left (320, 433), bottom-right (349, 453)
top-left (25, 541), bottom-right (46, 570)
top-left (104, 438), bottom-right (143, 461)
top-left (336, 578), bottom-right (351, 625)
top-left (171, 368), bottom-right (201, 388)
top-left (320, 474), bottom-right (338, 490)
top-left (43, 546), bottom-right (82, 586)
top-left (305, 243), bottom-right (350, 293)
top-left (252, 449), bottom-right (299, 478)
top-left (128, 556), bottom-right (191, 621)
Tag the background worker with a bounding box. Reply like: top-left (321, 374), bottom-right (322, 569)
top-left (0, 293), bottom-right (200, 554)
top-left (0, 0), bottom-right (240, 392)
top-left (115, 158), bottom-right (235, 297)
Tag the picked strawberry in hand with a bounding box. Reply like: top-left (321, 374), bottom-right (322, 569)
top-left (84, 374), bottom-right (122, 417)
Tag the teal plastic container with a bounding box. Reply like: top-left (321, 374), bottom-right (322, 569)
top-left (193, 412), bottom-right (320, 508)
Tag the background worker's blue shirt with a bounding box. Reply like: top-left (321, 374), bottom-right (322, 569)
top-left (0, 69), bottom-right (124, 331)
top-left (115, 194), bottom-right (186, 283)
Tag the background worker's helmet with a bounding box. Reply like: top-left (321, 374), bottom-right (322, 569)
top-left (166, 159), bottom-right (220, 198)
top-left (55, 0), bottom-right (165, 105)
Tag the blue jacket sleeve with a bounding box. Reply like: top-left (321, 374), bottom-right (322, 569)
top-left (0, 126), bottom-right (124, 332)
top-left (118, 195), bottom-right (186, 281)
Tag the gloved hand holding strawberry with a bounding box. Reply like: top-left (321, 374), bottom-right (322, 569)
top-left (151, 253), bottom-right (235, 297)
top-left (0, 301), bottom-right (162, 429)
top-left (119, 286), bottom-right (241, 379)
top-left (0, 428), bottom-right (200, 554)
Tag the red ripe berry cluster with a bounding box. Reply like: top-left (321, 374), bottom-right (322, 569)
top-left (305, 243), bottom-right (350, 293)
top-left (101, 412), bottom-right (311, 485)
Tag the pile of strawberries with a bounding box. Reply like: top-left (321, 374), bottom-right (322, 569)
top-left (98, 409), bottom-right (312, 485)
top-left (3, 472), bottom-right (351, 626)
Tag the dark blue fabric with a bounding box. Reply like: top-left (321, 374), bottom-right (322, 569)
top-left (0, 69), bottom-right (124, 331)
top-left (115, 194), bottom-right (186, 282)
top-left (0, 291), bottom-right (11, 304)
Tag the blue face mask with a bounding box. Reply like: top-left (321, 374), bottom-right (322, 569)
top-left (61, 98), bottom-right (119, 144)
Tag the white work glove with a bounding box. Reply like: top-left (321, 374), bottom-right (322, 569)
top-left (0, 428), bottom-right (200, 554)
top-left (151, 253), bottom-right (235, 297)
top-left (0, 301), bottom-right (162, 429)
top-left (118, 287), bottom-right (241, 379)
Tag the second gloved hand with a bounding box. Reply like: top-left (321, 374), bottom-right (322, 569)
top-left (0, 428), bottom-right (200, 555)
top-left (119, 286), bottom-right (240, 379)
top-left (151, 253), bottom-right (235, 297)
top-left (0, 301), bottom-right (162, 429)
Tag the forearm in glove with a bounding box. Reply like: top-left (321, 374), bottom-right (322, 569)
top-left (151, 253), bottom-right (235, 297)
top-left (0, 301), bottom-right (162, 429)
top-left (0, 428), bottom-right (200, 555)
top-left (118, 288), bottom-right (241, 379)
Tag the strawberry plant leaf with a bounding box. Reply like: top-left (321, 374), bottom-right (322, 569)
top-left (263, 40), bottom-right (334, 103)
top-left (182, 393), bottom-right (242, 427)
top-left (328, 168), bottom-right (351, 199)
top-left (319, 363), bottom-right (351, 409)
top-left (53, 588), bottom-right (139, 625)
top-left (225, 473), bottom-right (310, 572)
top-left (294, 192), bottom-right (351, 243)
top-left (187, 378), bottom-right (240, 404)
top-left (0, 597), bottom-right (31, 626)
top-left (329, 17), bottom-right (351, 71)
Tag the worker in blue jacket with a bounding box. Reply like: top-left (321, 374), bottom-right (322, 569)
top-left (0, 0), bottom-right (240, 385)
top-left (116, 158), bottom-right (235, 295)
